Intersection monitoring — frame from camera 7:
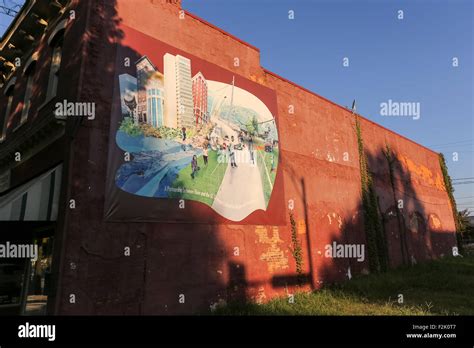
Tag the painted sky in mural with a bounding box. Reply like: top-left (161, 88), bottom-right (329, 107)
top-left (114, 53), bottom-right (279, 222)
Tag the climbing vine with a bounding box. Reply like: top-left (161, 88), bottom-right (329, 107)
top-left (355, 116), bottom-right (388, 273)
top-left (289, 211), bottom-right (304, 276)
top-left (439, 153), bottom-right (463, 253)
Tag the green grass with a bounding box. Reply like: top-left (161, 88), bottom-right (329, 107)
top-left (169, 149), bottom-right (227, 206)
top-left (257, 148), bottom-right (279, 205)
top-left (211, 254), bottom-right (474, 315)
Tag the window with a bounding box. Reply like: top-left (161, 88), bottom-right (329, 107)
top-left (0, 78), bottom-right (16, 142)
top-left (44, 19), bottom-right (68, 104)
top-left (1, 94), bottom-right (14, 141)
top-left (151, 98), bottom-right (156, 126)
top-left (20, 56), bottom-right (37, 125)
top-left (45, 44), bottom-right (62, 102)
top-left (23, 236), bottom-right (54, 315)
top-left (0, 259), bottom-right (26, 314)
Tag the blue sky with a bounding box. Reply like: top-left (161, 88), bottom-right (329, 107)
top-left (1, 0), bottom-right (472, 212)
top-left (0, 0), bottom-right (23, 35)
top-left (181, 0), bottom-right (473, 212)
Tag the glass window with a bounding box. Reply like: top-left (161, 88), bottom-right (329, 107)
top-left (21, 66), bottom-right (36, 124)
top-left (0, 259), bottom-right (26, 314)
top-left (151, 98), bottom-right (156, 126)
top-left (23, 237), bottom-right (54, 315)
top-left (0, 89), bottom-right (14, 141)
top-left (0, 235), bottom-right (54, 316)
top-left (45, 43), bottom-right (62, 102)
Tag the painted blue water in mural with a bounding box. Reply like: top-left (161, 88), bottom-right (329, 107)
top-left (115, 130), bottom-right (201, 197)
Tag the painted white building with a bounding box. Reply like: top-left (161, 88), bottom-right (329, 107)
top-left (136, 56), bottom-right (165, 127)
top-left (164, 53), bottom-right (195, 129)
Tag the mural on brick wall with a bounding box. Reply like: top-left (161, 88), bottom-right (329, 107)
top-left (105, 29), bottom-right (283, 223)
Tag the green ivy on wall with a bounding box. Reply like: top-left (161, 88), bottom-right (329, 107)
top-left (439, 153), bottom-right (463, 253)
top-left (355, 116), bottom-right (388, 273)
top-left (289, 211), bottom-right (304, 277)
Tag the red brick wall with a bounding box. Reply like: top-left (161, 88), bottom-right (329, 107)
top-left (53, 0), bottom-right (457, 314)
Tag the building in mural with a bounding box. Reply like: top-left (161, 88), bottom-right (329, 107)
top-left (192, 71), bottom-right (209, 125)
top-left (136, 56), bottom-right (165, 126)
top-left (164, 53), bottom-right (195, 129)
top-left (0, 0), bottom-right (459, 316)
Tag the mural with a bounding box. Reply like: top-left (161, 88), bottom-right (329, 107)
top-left (113, 53), bottom-right (279, 222)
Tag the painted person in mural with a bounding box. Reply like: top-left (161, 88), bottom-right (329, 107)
top-left (229, 136), bottom-right (237, 168)
top-left (248, 135), bottom-right (254, 164)
top-left (191, 155), bottom-right (199, 179)
top-left (202, 143), bottom-right (208, 166)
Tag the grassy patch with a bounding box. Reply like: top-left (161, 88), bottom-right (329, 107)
top-left (169, 150), bottom-right (227, 206)
top-left (211, 254), bottom-right (474, 315)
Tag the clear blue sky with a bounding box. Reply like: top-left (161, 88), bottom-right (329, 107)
top-left (181, 0), bottom-right (473, 212)
top-left (1, 0), bottom-right (472, 212)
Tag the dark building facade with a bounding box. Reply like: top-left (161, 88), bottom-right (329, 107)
top-left (0, 0), bottom-right (458, 315)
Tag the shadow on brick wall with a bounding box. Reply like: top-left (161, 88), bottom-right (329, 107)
top-left (51, 0), bottom-right (231, 315)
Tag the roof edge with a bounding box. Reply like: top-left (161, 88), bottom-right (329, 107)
top-left (262, 68), bottom-right (440, 156)
top-left (184, 10), bottom-right (260, 53)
